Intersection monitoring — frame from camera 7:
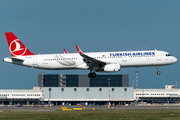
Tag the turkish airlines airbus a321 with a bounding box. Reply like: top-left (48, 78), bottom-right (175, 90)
top-left (3, 32), bottom-right (177, 78)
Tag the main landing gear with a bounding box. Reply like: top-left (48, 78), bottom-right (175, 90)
top-left (156, 66), bottom-right (161, 75)
top-left (88, 70), bottom-right (96, 78)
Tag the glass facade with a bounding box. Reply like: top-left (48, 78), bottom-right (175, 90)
top-left (90, 75), bottom-right (122, 87)
top-left (66, 75), bottom-right (78, 87)
top-left (39, 74), bottom-right (128, 87)
top-left (44, 74), bottom-right (59, 87)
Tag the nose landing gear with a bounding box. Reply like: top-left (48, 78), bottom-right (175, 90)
top-left (156, 66), bottom-right (161, 75)
top-left (88, 70), bottom-right (96, 78)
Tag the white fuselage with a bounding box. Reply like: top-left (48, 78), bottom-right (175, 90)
top-left (3, 50), bottom-right (177, 72)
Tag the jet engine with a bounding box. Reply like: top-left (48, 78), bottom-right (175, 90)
top-left (96, 62), bottom-right (121, 73)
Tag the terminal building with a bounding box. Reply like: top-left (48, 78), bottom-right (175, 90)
top-left (0, 74), bottom-right (179, 106)
top-left (134, 86), bottom-right (180, 104)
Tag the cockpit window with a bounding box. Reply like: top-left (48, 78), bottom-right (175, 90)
top-left (166, 54), bottom-right (172, 56)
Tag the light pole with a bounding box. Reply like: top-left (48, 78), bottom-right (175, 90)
top-left (132, 78), bottom-right (134, 89)
top-left (136, 71), bottom-right (139, 89)
top-left (41, 72), bottom-right (44, 105)
top-left (107, 78), bottom-right (111, 108)
top-left (49, 88), bottom-right (51, 106)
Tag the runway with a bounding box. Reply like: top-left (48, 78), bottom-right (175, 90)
top-left (0, 105), bottom-right (180, 111)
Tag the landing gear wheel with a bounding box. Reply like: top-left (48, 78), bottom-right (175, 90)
top-left (88, 72), bottom-right (96, 78)
top-left (88, 73), bottom-right (92, 78)
top-left (92, 72), bottom-right (96, 78)
top-left (157, 71), bottom-right (161, 75)
top-left (156, 66), bottom-right (160, 75)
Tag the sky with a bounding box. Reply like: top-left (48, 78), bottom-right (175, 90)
top-left (0, 1), bottom-right (180, 89)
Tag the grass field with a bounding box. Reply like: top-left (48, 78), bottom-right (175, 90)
top-left (0, 109), bottom-right (180, 120)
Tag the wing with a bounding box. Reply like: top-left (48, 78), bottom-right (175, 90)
top-left (75, 45), bottom-right (106, 69)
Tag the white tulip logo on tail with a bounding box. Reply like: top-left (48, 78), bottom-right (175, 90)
top-left (9, 39), bottom-right (27, 56)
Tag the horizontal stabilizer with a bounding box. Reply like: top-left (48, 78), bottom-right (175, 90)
top-left (10, 57), bottom-right (24, 61)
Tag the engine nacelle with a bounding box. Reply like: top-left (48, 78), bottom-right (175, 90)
top-left (97, 63), bottom-right (121, 73)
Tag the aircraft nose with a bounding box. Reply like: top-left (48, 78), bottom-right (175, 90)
top-left (172, 57), bottom-right (178, 63)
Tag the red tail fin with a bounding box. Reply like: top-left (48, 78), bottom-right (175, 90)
top-left (5, 32), bottom-right (35, 57)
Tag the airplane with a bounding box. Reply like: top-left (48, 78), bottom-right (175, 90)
top-left (3, 32), bottom-right (177, 78)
